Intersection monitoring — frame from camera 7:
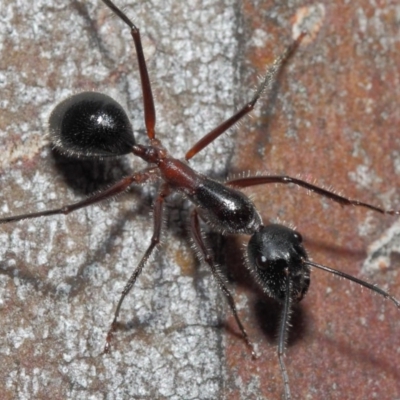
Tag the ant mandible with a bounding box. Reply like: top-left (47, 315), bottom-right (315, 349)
top-left (1, 1), bottom-right (399, 399)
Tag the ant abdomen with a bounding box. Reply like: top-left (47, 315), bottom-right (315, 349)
top-left (247, 224), bottom-right (311, 302)
top-left (49, 92), bottom-right (135, 158)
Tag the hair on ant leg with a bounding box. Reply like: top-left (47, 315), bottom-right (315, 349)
top-left (0, 1), bottom-right (399, 399)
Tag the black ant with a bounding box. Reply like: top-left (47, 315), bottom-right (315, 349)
top-left (1, 1), bottom-right (399, 399)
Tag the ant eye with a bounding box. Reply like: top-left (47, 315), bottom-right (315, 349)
top-left (293, 231), bottom-right (302, 242)
top-left (49, 92), bottom-right (136, 158)
top-left (255, 254), bottom-right (269, 269)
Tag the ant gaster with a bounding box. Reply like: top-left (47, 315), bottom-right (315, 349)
top-left (1, 1), bottom-right (399, 399)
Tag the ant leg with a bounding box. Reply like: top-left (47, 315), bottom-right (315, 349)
top-left (185, 33), bottom-right (306, 161)
top-left (278, 279), bottom-right (293, 400)
top-left (104, 183), bottom-right (169, 353)
top-left (190, 209), bottom-right (256, 358)
top-left (102, 0), bottom-right (156, 139)
top-left (227, 175), bottom-right (399, 216)
top-left (0, 167), bottom-right (158, 224)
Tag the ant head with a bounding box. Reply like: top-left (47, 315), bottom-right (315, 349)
top-left (247, 224), bottom-right (310, 302)
top-left (49, 92), bottom-right (136, 158)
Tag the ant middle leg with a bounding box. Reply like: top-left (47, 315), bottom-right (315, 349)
top-left (104, 183), bottom-right (170, 353)
top-left (184, 33), bottom-right (306, 161)
top-left (190, 209), bottom-right (256, 358)
top-left (227, 175), bottom-right (400, 216)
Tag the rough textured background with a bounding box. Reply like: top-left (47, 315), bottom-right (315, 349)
top-left (0, 1), bottom-right (399, 400)
top-left (0, 1), bottom-right (238, 399)
top-left (226, 1), bottom-right (400, 399)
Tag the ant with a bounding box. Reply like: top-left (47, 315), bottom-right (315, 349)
top-left (0, 0), bottom-right (399, 399)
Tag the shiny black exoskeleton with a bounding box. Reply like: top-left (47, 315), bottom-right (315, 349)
top-left (247, 224), bottom-right (310, 302)
top-left (49, 91), bottom-right (135, 157)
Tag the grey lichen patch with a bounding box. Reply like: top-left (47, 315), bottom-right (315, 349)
top-left (362, 219), bottom-right (400, 275)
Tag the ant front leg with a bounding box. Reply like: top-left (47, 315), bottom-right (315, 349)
top-left (190, 209), bottom-right (256, 358)
top-left (227, 175), bottom-right (400, 216)
top-left (104, 183), bottom-right (169, 353)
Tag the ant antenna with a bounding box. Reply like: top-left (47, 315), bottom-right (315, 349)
top-left (307, 260), bottom-right (400, 308)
